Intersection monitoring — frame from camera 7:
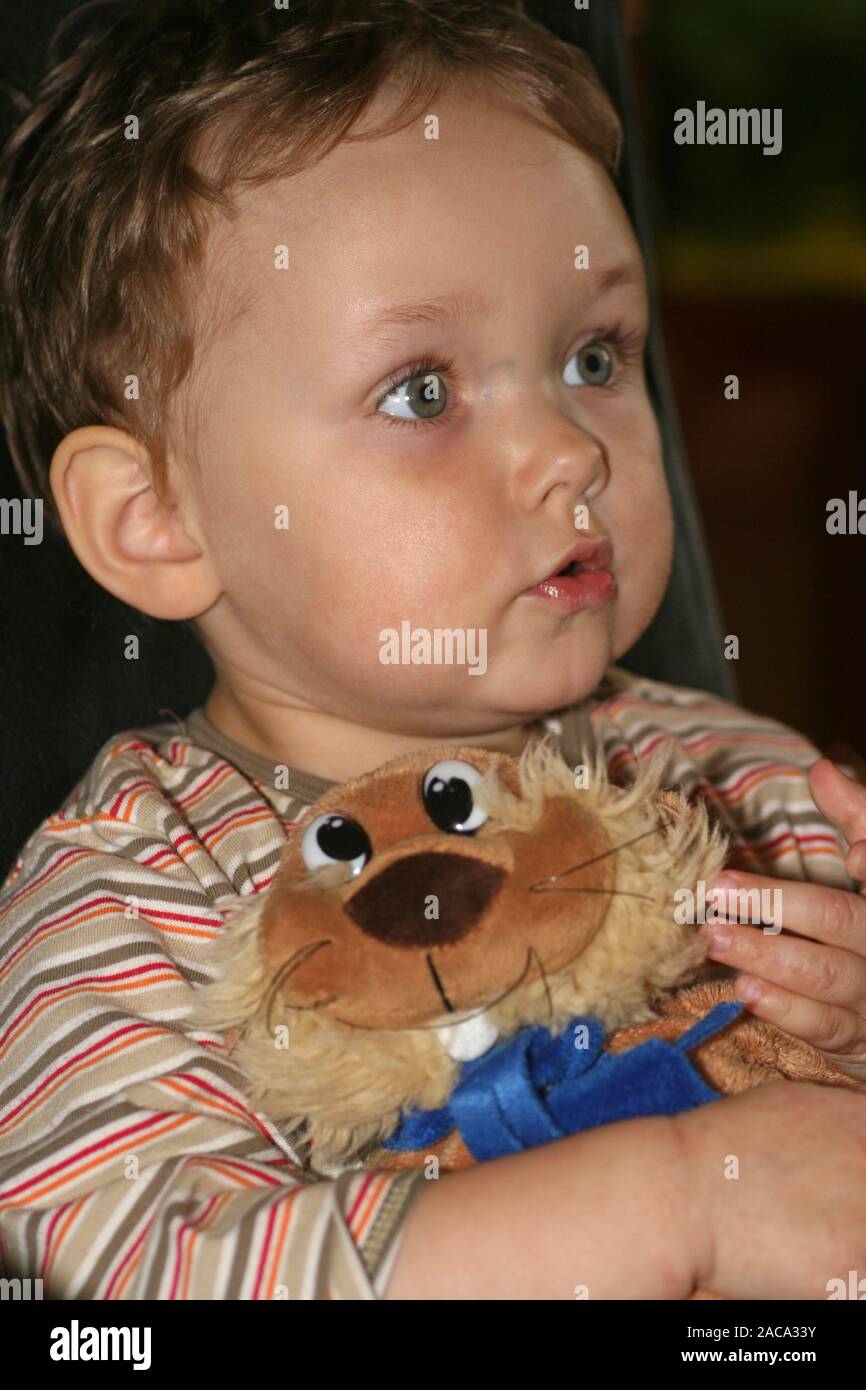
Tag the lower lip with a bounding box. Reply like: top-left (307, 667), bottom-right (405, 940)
top-left (523, 568), bottom-right (615, 611)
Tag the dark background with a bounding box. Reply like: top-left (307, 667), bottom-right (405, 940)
top-left (1, 0), bottom-right (864, 877)
top-left (630, 0), bottom-right (866, 745)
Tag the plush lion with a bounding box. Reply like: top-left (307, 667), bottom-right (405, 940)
top-left (189, 735), bottom-right (857, 1190)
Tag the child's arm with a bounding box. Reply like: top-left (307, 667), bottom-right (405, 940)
top-left (386, 1113), bottom-right (694, 1299)
top-left (386, 1079), bottom-right (866, 1300)
top-left (677, 1077), bottom-right (866, 1301)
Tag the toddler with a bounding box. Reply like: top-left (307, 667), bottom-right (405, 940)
top-left (2, 0), bottom-right (866, 1301)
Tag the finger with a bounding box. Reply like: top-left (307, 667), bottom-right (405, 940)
top-left (709, 870), bottom-right (866, 953)
top-left (808, 756), bottom-right (866, 851)
top-left (700, 916), bottom-right (866, 1012)
top-left (730, 972), bottom-right (866, 1062)
top-left (824, 740), bottom-right (866, 785)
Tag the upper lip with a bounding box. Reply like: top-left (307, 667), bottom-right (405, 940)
top-left (532, 536), bottom-right (613, 586)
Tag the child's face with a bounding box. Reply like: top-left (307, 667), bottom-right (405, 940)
top-left (185, 80), bottom-right (673, 737)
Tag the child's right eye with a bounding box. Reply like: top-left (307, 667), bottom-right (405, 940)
top-left (375, 355), bottom-right (454, 427)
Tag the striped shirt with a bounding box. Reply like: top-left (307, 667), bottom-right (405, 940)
top-left (0, 665), bottom-right (855, 1299)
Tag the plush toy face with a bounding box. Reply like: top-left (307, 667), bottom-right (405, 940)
top-left (259, 746), bottom-right (616, 1032)
top-left (192, 735), bottom-right (731, 1170)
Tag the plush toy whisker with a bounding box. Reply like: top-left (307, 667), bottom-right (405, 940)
top-left (262, 937), bottom-right (335, 1033)
top-left (528, 824), bottom-right (664, 891)
top-left (530, 944), bottom-right (555, 1020)
top-left (222, 940), bottom-right (339, 1066)
top-left (530, 885), bottom-right (657, 902)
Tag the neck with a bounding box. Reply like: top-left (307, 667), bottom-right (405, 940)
top-left (203, 679), bottom-right (550, 785)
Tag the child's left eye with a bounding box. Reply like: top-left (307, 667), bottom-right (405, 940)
top-left (564, 340), bottom-right (615, 387)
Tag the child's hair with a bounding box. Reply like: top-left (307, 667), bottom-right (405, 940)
top-left (0, 0), bottom-right (622, 535)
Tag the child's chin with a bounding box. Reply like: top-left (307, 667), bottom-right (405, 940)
top-left (534, 640), bottom-right (613, 699)
top-left (498, 669), bottom-right (608, 722)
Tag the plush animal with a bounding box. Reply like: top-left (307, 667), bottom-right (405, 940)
top-left (190, 735), bottom-right (857, 1191)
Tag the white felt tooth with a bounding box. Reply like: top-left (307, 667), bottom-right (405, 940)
top-left (436, 1013), bottom-right (499, 1062)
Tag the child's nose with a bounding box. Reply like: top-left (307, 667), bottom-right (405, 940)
top-left (508, 416), bottom-right (608, 515)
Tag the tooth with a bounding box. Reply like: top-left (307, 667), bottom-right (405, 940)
top-left (436, 1014), bottom-right (499, 1061)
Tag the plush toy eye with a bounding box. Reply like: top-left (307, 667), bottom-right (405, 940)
top-left (421, 759), bottom-right (489, 834)
top-left (301, 813), bottom-right (372, 877)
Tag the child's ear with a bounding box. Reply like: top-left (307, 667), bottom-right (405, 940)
top-left (48, 423), bottom-right (220, 620)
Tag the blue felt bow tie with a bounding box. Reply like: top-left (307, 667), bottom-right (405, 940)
top-left (382, 1001), bottom-right (745, 1161)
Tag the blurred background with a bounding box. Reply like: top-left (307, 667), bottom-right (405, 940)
top-left (626, 0), bottom-right (866, 747)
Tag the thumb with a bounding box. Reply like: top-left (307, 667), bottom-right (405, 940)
top-left (824, 740), bottom-right (866, 785)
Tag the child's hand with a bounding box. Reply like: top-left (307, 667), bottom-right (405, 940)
top-left (699, 749), bottom-right (866, 1083)
top-left (676, 1079), bottom-right (866, 1300)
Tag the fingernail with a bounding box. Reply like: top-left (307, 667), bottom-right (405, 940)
top-left (824, 742), bottom-right (866, 782)
top-left (848, 844), bottom-right (866, 879)
top-left (832, 759), bottom-right (859, 780)
top-left (712, 872), bottom-right (738, 894)
top-left (736, 975), bottom-right (762, 1003)
top-left (700, 924), bottom-right (732, 951)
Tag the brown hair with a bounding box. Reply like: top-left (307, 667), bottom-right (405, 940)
top-left (0, 0), bottom-right (622, 535)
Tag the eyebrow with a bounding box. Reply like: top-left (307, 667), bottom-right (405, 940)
top-left (359, 265), bottom-right (644, 339)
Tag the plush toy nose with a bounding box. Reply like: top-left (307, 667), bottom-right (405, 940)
top-left (344, 851), bottom-right (505, 946)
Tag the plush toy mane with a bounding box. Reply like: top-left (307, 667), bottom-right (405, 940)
top-left (188, 737), bottom-right (728, 1171)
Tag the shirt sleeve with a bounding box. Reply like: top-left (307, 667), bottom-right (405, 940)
top-left (0, 1117), bottom-right (424, 1299)
top-left (592, 666), bottom-right (858, 892)
top-left (0, 727), bottom-right (426, 1299)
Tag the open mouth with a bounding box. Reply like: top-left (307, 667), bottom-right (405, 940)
top-left (525, 538), bottom-right (615, 609)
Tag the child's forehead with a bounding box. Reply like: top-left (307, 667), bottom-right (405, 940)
top-left (211, 127), bottom-right (641, 340)
top-left (218, 84), bottom-right (631, 260)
